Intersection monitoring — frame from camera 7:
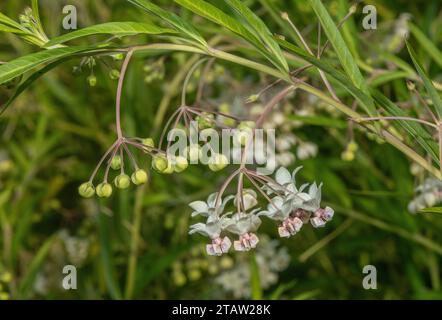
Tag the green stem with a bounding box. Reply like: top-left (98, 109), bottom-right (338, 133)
top-left (125, 184), bottom-right (145, 299)
top-left (126, 43), bottom-right (441, 179)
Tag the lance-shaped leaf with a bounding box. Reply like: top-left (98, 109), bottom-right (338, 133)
top-left (223, 0), bottom-right (289, 73)
top-left (174, 0), bottom-right (285, 74)
top-left (406, 40), bottom-right (442, 119)
top-left (409, 23), bottom-right (442, 69)
top-left (0, 45), bottom-right (110, 85)
top-left (371, 89), bottom-right (439, 163)
top-left (127, 0), bottom-right (207, 47)
top-left (45, 22), bottom-right (176, 47)
top-left (277, 38), bottom-right (376, 115)
top-left (308, 0), bottom-right (371, 100)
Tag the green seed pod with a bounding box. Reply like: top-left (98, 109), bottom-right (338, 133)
top-left (208, 153), bottom-right (228, 172)
top-left (114, 174), bottom-right (131, 189)
top-left (96, 182), bottom-right (113, 198)
top-left (109, 69), bottom-right (120, 80)
top-left (87, 75), bottom-right (97, 87)
top-left (78, 182), bottom-right (95, 198)
top-left (152, 155), bottom-right (168, 172)
top-left (173, 156), bottom-right (188, 173)
top-left (142, 138), bottom-right (155, 148)
top-left (131, 169), bottom-right (148, 185)
top-left (111, 155), bottom-right (122, 170)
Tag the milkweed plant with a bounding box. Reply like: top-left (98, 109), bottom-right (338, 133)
top-left (1, 0), bottom-right (442, 261)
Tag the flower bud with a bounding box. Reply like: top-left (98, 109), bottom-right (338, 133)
top-left (341, 150), bottom-right (354, 162)
top-left (208, 153), bottom-right (228, 172)
top-left (142, 137), bottom-right (155, 148)
top-left (114, 174), bottom-right (131, 189)
top-left (196, 112), bottom-right (215, 130)
top-left (347, 141), bottom-right (358, 152)
top-left (109, 69), bottom-right (120, 80)
top-left (173, 156), bottom-right (188, 173)
top-left (78, 182), bottom-right (95, 198)
top-left (152, 155), bottom-right (168, 172)
top-left (131, 169), bottom-right (148, 185)
top-left (87, 75), bottom-right (97, 87)
top-left (96, 182), bottom-right (113, 198)
top-left (111, 155), bottom-right (122, 170)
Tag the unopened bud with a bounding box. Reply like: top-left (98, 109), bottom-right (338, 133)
top-left (96, 182), bottom-right (113, 198)
top-left (111, 155), bottom-right (122, 170)
top-left (78, 182), bottom-right (95, 198)
top-left (114, 174), bottom-right (131, 189)
top-left (131, 169), bottom-right (148, 185)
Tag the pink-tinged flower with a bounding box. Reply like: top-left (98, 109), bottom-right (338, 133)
top-left (233, 233), bottom-right (259, 252)
top-left (292, 209), bottom-right (311, 224)
top-left (206, 236), bottom-right (232, 256)
top-left (310, 206), bottom-right (334, 228)
top-left (278, 216), bottom-right (303, 238)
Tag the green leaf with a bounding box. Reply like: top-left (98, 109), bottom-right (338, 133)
top-left (419, 207), bottom-right (442, 214)
top-left (371, 89), bottom-right (439, 163)
top-left (406, 40), bottom-right (442, 119)
top-left (128, 0), bottom-right (207, 47)
top-left (174, 0), bottom-right (283, 72)
top-left (409, 23), bottom-right (442, 69)
top-left (223, 0), bottom-right (289, 73)
top-left (0, 46), bottom-right (109, 85)
top-left (308, 0), bottom-right (369, 97)
top-left (46, 22), bottom-right (175, 47)
top-left (1, 58), bottom-right (68, 115)
top-left (0, 12), bottom-right (26, 31)
top-left (249, 253), bottom-right (262, 300)
top-left (18, 236), bottom-right (55, 297)
top-left (277, 38), bottom-right (376, 115)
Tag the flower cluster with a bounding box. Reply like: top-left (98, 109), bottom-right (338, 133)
top-left (189, 166), bottom-right (334, 256)
top-left (408, 178), bottom-right (442, 213)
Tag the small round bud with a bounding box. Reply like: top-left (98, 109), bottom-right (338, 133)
top-left (131, 169), bottom-right (148, 185)
top-left (173, 156), bottom-right (188, 173)
top-left (235, 129), bottom-right (252, 146)
top-left (246, 94), bottom-right (259, 103)
top-left (347, 141), bottom-right (358, 152)
top-left (96, 183), bottom-right (113, 198)
top-left (142, 138), bottom-right (155, 148)
top-left (341, 150), bottom-right (355, 162)
top-left (78, 182), bottom-right (95, 198)
top-left (87, 75), bottom-right (97, 87)
top-left (152, 155), bottom-right (168, 172)
top-left (114, 174), bottom-right (131, 189)
top-left (349, 3), bottom-right (358, 14)
top-left (208, 153), bottom-right (229, 172)
top-left (406, 80), bottom-right (416, 91)
top-left (111, 155), bottom-right (122, 170)
top-left (196, 112), bottom-right (215, 130)
top-left (109, 69), bottom-right (120, 80)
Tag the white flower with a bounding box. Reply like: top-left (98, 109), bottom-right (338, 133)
top-left (233, 189), bottom-right (258, 211)
top-left (296, 142), bottom-right (317, 160)
top-left (189, 192), bottom-right (234, 219)
top-left (224, 210), bottom-right (262, 251)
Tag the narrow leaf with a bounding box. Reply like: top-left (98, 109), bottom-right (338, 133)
top-left (0, 46), bottom-right (109, 85)
top-left (409, 23), bottom-right (442, 69)
top-left (406, 40), bottom-right (442, 118)
top-left (224, 0), bottom-right (289, 72)
top-left (46, 22), bottom-right (175, 47)
top-left (308, 0), bottom-right (369, 96)
top-left (128, 0), bottom-right (207, 47)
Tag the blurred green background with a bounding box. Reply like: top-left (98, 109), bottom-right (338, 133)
top-left (0, 0), bottom-right (442, 299)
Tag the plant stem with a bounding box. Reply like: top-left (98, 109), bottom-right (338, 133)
top-left (116, 50), bottom-right (134, 139)
top-left (125, 184), bottom-right (145, 299)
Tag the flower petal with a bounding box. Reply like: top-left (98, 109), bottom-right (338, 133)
top-left (275, 167), bottom-right (291, 185)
